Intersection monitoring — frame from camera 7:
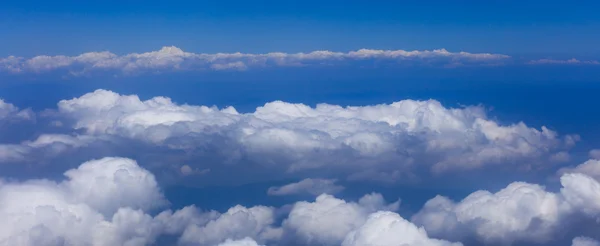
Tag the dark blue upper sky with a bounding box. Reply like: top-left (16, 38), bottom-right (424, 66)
top-left (2, 0), bottom-right (600, 57)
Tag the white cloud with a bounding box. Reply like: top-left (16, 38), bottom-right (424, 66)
top-left (62, 157), bottom-right (168, 215)
top-left (282, 193), bottom-right (400, 245)
top-left (0, 155), bottom-right (458, 246)
top-left (0, 157), bottom-right (168, 245)
top-left (528, 58), bottom-right (600, 65)
top-left (558, 159), bottom-right (600, 182)
top-left (412, 163), bottom-right (600, 245)
top-left (179, 205), bottom-right (281, 246)
top-left (342, 211), bottom-right (462, 246)
top-left (4, 154), bottom-right (600, 246)
top-left (0, 99), bottom-right (34, 121)
top-left (0, 134), bottom-right (97, 163)
top-left (0, 46), bottom-right (510, 75)
top-left (573, 237), bottom-right (600, 246)
top-left (217, 238), bottom-right (264, 246)
top-left (42, 89), bottom-right (575, 184)
top-left (267, 178), bottom-right (345, 196)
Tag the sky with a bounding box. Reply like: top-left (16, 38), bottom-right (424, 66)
top-left (1, 1), bottom-right (600, 246)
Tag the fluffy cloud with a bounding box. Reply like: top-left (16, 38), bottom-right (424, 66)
top-left (282, 193), bottom-right (399, 245)
top-left (0, 155), bottom-right (460, 246)
top-left (0, 157), bottom-right (168, 245)
top-left (267, 178), bottom-right (345, 196)
top-left (42, 89), bottom-right (575, 185)
top-left (4, 154), bottom-right (600, 246)
top-left (0, 156), bottom-right (274, 246)
top-left (179, 205), bottom-right (281, 246)
top-left (342, 211), bottom-right (462, 246)
top-left (558, 159), bottom-right (600, 181)
top-left (0, 46), bottom-right (510, 75)
top-left (280, 193), bottom-right (453, 246)
top-left (0, 99), bottom-right (33, 121)
top-left (412, 164), bottom-right (600, 245)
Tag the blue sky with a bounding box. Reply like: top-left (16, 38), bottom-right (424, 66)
top-left (2, 1), bottom-right (600, 246)
top-left (2, 0), bottom-right (600, 57)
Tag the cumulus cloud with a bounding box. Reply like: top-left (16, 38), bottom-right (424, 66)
top-left (558, 159), bottom-right (600, 181)
top-left (5, 154), bottom-right (600, 246)
top-left (343, 211), bottom-right (462, 246)
top-left (0, 155), bottom-right (459, 246)
top-left (0, 99), bottom-right (34, 122)
top-left (281, 193), bottom-right (401, 245)
top-left (179, 205), bottom-right (281, 246)
top-left (412, 163), bottom-right (600, 245)
top-left (0, 46), bottom-right (510, 75)
top-left (267, 178), bottom-right (345, 196)
top-left (528, 58), bottom-right (600, 65)
top-left (37, 89), bottom-right (575, 185)
top-left (0, 156), bottom-right (272, 246)
top-left (0, 157), bottom-right (168, 245)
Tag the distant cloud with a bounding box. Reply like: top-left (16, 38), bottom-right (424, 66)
top-left (528, 58), bottom-right (600, 65)
top-left (267, 178), bottom-right (345, 196)
top-left (0, 46), bottom-right (510, 76)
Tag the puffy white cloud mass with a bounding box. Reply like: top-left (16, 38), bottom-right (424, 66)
top-left (342, 211), bottom-right (462, 246)
top-left (36, 89), bottom-right (575, 184)
top-left (282, 193), bottom-right (399, 245)
top-left (412, 163), bottom-right (600, 245)
top-left (0, 155), bottom-right (461, 246)
top-left (558, 159), bottom-right (600, 182)
top-left (0, 46), bottom-right (510, 75)
top-left (267, 178), bottom-right (345, 196)
top-left (4, 154), bottom-right (600, 246)
top-left (0, 157), bottom-right (168, 245)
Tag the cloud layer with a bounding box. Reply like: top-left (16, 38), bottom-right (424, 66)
top-left (0, 46), bottom-right (510, 75)
top-left (0, 156), bottom-right (462, 246)
top-left (0, 89), bottom-right (579, 187)
top-left (3, 155), bottom-right (600, 245)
